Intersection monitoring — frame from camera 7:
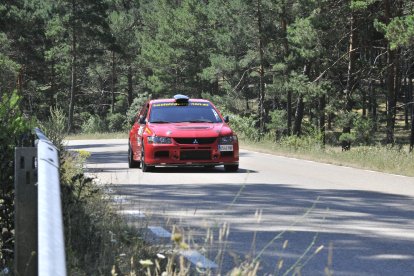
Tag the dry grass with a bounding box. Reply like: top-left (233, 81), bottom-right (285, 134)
top-left (240, 139), bottom-right (414, 177)
top-left (66, 132), bottom-right (127, 140)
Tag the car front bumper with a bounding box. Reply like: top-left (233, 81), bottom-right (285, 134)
top-left (144, 142), bottom-right (239, 166)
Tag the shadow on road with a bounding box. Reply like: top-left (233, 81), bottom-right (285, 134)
top-left (84, 150), bottom-right (257, 173)
top-left (109, 182), bottom-right (414, 275)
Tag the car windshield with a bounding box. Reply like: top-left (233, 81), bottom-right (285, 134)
top-left (149, 102), bottom-right (223, 123)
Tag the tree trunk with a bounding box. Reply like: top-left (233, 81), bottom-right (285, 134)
top-left (127, 63), bottom-right (133, 107)
top-left (410, 74), bottom-right (413, 122)
top-left (384, 0), bottom-right (398, 144)
top-left (50, 62), bottom-right (56, 108)
top-left (257, 0), bottom-right (266, 135)
top-left (342, 11), bottom-right (357, 151)
top-left (369, 78), bottom-right (378, 131)
top-left (111, 50), bottom-right (116, 113)
top-left (327, 112), bottom-right (333, 130)
top-left (293, 64), bottom-right (311, 136)
top-left (68, 0), bottom-right (77, 133)
top-left (404, 69), bottom-right (409, 129)
top-left (385, 48), bottom-right (397, 144)
top-left (293, 95), bottom-right (304, 136)
top-left (319, 95), bottom-right (326, 146)
top-left (281, 7), bottom-right (291, 135)
top-left (410, 73), bottom-right (414, 151)
top-left (362, 88), bottom-right (367, 117)
top-left (411, 105), bottom-right (414, 152)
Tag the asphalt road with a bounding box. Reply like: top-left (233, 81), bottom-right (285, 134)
top-left (66, 139), bottom-right (414, 275)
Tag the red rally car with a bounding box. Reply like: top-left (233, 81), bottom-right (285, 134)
top-left (128, 94), bottom-right (239, 172)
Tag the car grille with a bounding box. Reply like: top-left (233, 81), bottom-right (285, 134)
top-left (154, 151), bottom-right (169, 158)
top-left (180, 150), bottom-right (211, 160)
top-left (174, 137), bottom-right (216, 145)
top-left (220, 151), bottom-right (234, 157)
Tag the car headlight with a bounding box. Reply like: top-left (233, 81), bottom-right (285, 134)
top-left (219, 135), bottom-right (237, 145)
top-left (147, 136), bottom-right (172, 144)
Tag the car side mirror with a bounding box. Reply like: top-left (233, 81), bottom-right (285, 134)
top-left (139, 115), bottom-right (146, 124)
top-left (224, 115), bottom-right (230, 123)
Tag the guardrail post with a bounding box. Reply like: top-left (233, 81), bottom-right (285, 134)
top-left (14, 147), bottom-right (38, 276)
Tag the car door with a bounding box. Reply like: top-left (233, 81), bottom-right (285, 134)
top-left (130, 102), bottom-right (149, 159)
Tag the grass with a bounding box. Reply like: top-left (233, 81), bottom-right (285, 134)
top-left (60, 149), bottom-right (159, 275)
top-left (66, 132), bottom-right (127, 140)
top-left (240, 138), bottom-right (414, 177)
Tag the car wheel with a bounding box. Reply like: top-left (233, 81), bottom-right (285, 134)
top-left (224, 164), bottom-right (239, 172)
top-left (128, 144), bottom-right (140, 168)
top-left (141, 146), bottom-right (153, 172)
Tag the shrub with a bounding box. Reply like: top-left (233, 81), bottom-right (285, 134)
top-left (335, 111), bottom-right (358, 130)
top-left (279, 134), bottom-right (324, 151)
top-left (60, 150), bottom-right (154, 274)
top-left (107, 113), bottom-right (126, 132)
top-left (81, 115), bottom-right (107, 133)
top-left (339, 132), bottom-right (356, 144)
top-left (0, 91), bottom-right (31, 270)
top-left (39, 107), bottom-right (67, 151)
top-left (228, 113), bottom-right (261, 141)
top-left (269, 110), bottom-right (287, 139)
top-left (354, 116), bottom-right (375, 145)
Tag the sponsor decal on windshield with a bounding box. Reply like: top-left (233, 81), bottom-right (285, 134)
top-left (153, 102), bottom-right (209, 107)
top-left (212, 109), bottom-right (220, 120)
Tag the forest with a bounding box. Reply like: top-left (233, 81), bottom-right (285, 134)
top-left (0, 0), bottom-right (413, 147)
top-left (1, 0), bottom-right (414, 271)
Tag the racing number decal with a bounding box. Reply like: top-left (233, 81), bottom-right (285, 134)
top-left (138, 125), bottom-right (144, 136)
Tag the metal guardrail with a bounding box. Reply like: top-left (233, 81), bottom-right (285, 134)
top-left (14, 128), bottom-right (66, 276)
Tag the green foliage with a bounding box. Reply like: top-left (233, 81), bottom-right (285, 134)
top-left (279, 133), bottom-right (324, 151)
top-left (353, 116), bottom-right (375, 145)
top-left (228, 113), bottom-right (261, 141)
top-left (0, 33), bottom-right (20, 91)
top-left (335, 113), bottom-right (375, 145)
top-left (385, 15), bottom-right (414, 49)
top-left (288, 16), bottom-right (322, 62)
top-left (350, 0), bottom-right (379, 11)
top-left (335, 112), bottom-right (358, 129)
top-left (269, 110), bottom-right (287, 139)
top-left (39, 107), bottom-right (67, 151)
top-left (0, 90), bottom-right (31, 269)
top-left (81, 115), bottom-right (107, 134)
top-left (107, 112), bottom-right (126, 132)
top-left (60, 150), bottom-right (153, 274)
top-left (339, 132), bottom-right (356, 144)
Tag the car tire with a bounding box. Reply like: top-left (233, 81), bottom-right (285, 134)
top-left (141, 146), bottom-right (153, 172)
top-left (128, 144), bottom-right (140, 168)
top-left (224, 164), bottom-right (239, 172)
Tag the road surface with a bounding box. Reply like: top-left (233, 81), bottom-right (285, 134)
top-left (66, 139), bottom-right (414, 275)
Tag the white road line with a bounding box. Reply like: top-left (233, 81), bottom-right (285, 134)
top-left (148, 226), bottom-right (172, 238)
top-left (180, 250), bottom-right (218, 269)
top-left (148, 226), bottom-right (218, 269)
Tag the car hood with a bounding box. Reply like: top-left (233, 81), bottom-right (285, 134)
top-left (147, 123), bottom-right (234, 138)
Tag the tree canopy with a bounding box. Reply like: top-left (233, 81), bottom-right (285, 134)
top-left (0, 0), bottom-right (413, 148)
